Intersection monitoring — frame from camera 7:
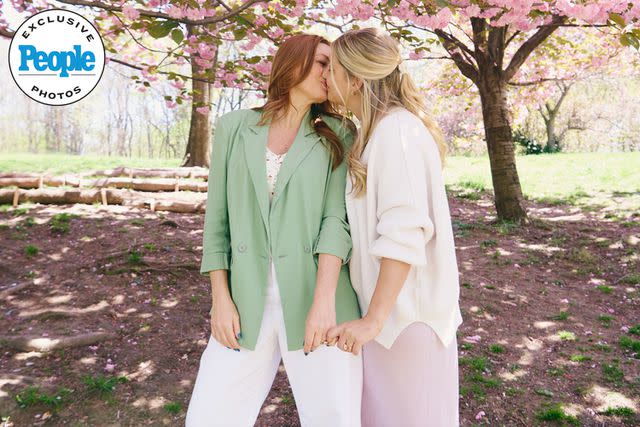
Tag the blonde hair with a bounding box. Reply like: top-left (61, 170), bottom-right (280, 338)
top-left (331, 27), bottom-right (447, 196)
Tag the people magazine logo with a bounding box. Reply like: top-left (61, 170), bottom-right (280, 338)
top-left (8, 9), bottom-right (105, 106)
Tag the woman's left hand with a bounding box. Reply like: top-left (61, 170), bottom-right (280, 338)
top-left (326, 316), bottom-right (383, 356)
top-left (304, 297), bottom-right (336, 354)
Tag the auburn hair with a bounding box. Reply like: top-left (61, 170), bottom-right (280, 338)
top-left (253, 33), bottom-right (353, 170)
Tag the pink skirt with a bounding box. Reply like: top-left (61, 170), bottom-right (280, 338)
top-left (362, 322), bottom-right (460, 427)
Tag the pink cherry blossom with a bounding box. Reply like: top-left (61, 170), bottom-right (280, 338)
top-left (122, 4), bottom-right (140, 21)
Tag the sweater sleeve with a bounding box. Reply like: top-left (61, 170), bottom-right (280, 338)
top-left (368, 117), bottom-right (435, 266)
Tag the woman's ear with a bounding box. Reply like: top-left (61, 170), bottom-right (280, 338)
top-left (351, 77), bottom-right (363, 94)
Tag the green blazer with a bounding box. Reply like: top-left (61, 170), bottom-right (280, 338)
top-left (200, 108), bottom-right (361, 351)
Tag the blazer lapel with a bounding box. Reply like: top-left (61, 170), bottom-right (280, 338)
top-left (244, 122), bottom-right (270, 234)
top-left (272, 110), bottom-right (321, 206)
top-left (244, 109), bottom-right (322, 224)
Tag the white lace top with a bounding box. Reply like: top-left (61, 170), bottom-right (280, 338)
top-left (266, 146), bottom-right (287, 202)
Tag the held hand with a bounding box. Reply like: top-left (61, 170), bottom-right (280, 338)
top-left (210, 294), bottom-right (241, 351)
top-left (303, 296), bottom-right (336, 355)
top-left (326, 316), bottom-right (383, 356)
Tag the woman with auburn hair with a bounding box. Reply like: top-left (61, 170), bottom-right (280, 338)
top-left (324, 27), bottom-right (463, 426)
top-left (185, 33), bottom-right (363, 427)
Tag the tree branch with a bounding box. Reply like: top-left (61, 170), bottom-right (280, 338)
top-left (488, 26), bottom-right (506, 70)
top-left (504, 30), bottom-right (521, 48)
top-left (504, 15), bottom-right (566, 81)
top-left (434, 29), bottom-right (476, 59)
top-left (107, 56), bottom-right (261, 91)
top-left (56, 0), bottom-right (266, 25)
top-left (508, 77), bottom-right (571, 86)
top-left (0, 27), bottom-right (15, 38)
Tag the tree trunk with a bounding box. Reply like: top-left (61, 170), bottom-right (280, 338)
top-left (545, 113), bottom-right (556, 152)
top-left (477, 72), bottom-right (528, 223)
top-left (182, 77), bottom-right (211, 167)
top-left (181, 26), bottom-right (212, 167)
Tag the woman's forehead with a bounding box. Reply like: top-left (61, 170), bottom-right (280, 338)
top-left (316, 43), bottom-right (331, 58)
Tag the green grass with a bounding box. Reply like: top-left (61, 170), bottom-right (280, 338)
top-left (444, 153), bottom-right (640, 204)
top-left (546, 367), bottom-right (566, 377)
top-left (489, 344), bottom-right (505, 353)
top-left (24, 245), bottom-right (38, 256)
top-left (601, 362), bottom-right (624, 384)
top-left (460, 356), bottom-right (490, 372)
top-left (552, 311), bottom-right (570, 321)
top-left (83, 374), bottom-right (128, 396)
top-left (459, 355), bottom-right (501, 400)
top-left (127, 249), bottom-right (144, 265)
top-left (598, 315), bottom-right (613, 328)
top-left (596, 285), bottom-right (613, 294)
top-left (49, 213), bottom-right (78, 234)
top-left (0, 153), bottom-right (179, 174)
top-left (619, 336), bottom-right (640, 357)
top-left (593, 342), bottom-right (612, 352)
top-left (569, 354), bottom-right (592, 362)
top-left (557, 330), bottom-right (576, 341)
top-left (14, 385), bottom-right (73, 411)
top-left (568, 247), bottom-right (597, 265)
top-left (598, 406), bottom-right (636, 417)
top-left (535, 403), bottom-right (580, 425)
top-left (163, 402), bottom-right (182, 414)
top-left (622, 274), bottom-right (640, 285)
top-left (480, 239), bottom-right (498, 249)
top-left (21, 217), bottom-right (35, 227)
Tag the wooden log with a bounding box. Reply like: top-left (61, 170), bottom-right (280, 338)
top-left (0, 177), bottom-right (208, 192)
top-left (0, 188), bottom-right (207, 213)
top-left (78, 166), bottom-right (209, 180)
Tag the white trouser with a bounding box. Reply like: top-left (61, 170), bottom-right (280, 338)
top-left (186, 262), bottom-right (363, 427)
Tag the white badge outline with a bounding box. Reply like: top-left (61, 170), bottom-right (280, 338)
top-left (8, 8), bottom-right (106, 107)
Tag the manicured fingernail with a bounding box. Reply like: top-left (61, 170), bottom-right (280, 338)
top-left (226, 347), bottom-right (230, 349)
top-left (234, 349), bottom-right (240, 352)
top-left (237, 333), bottom-right (242, 339)
top-left (304, 352), bottom-right (309, 356)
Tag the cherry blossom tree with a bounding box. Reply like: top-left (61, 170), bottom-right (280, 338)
top-left (510, 29), bottom-right (639, 152)
top-left (317, 0), bottom-right (640, 222)
top-left (0, 0), bottom-right (307, 166)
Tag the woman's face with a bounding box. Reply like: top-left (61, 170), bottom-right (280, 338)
top-left (291, 43), bottom-right (330, 105)
top-left (323, 50), bottom-right (351, 106)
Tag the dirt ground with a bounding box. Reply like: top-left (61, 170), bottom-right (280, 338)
top-left (0, 190), bottom-right (638, 426)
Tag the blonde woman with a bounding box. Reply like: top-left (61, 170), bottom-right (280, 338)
top-left (323, 28), bottom-right (463, 426)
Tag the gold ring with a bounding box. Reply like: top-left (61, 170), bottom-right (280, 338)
top-left (343, 343), bottom-right (349, 351)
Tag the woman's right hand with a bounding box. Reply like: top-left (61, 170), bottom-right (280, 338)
top-left (209, 271), bottom-right (241, 351)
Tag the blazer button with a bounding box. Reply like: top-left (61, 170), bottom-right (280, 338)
top-left (304, 245), bottom-right (311, 253)
top-left (238, 243), bottom-right (247, 253)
